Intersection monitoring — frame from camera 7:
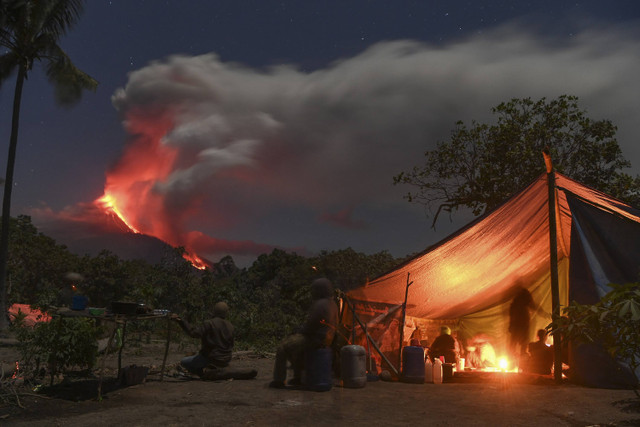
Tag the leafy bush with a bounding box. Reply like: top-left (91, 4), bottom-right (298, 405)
top-left (12, 317), bottom-right (101, 385)
top-left (553, 282), bottom-right (640, 396)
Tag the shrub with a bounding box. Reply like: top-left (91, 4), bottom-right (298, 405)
top-left (553, 282), bottom-right (640, 397)
top-left (12, 316), bottom-right (101, 385)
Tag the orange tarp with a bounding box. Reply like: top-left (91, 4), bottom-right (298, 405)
top-left (8, 304), bottom-right (51, 326)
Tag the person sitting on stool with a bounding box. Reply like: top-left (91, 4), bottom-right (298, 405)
top-left (428, 326), bottom-right (458, 363)
top-left (269, 278), bottom-right (338, 388)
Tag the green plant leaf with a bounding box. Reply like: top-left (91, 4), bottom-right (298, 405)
top-left (630, 301), bottom-right (640, 321)
top-left (619, 300), bottom-right (631, 317)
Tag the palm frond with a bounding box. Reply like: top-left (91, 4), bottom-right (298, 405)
top-left (0, 51), bottom-right (20, 87)
top-left (38, 0), bottom-right (84, 37)
top-left (44, 43), bottom-right (97, 105)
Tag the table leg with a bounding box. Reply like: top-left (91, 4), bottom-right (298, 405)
top-left (160, 316), bottom-right (171, 381)
top-left (118, 320), bottom-right (127, 375)
top-left (98, 324), bottom-right (118, 401)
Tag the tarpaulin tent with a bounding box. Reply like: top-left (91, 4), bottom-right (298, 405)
top-left (8, 303), bottom-right (51, 326)
top-left (345, 172), bottom-right (640, 372)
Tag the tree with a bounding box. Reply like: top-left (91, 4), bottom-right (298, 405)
top-left (312, 248), bottom-right (400, 291)
top-left (394, 95), bottom-right (640, 227)
top-left (5, 215), bottom-right (79, 307)
top-left (0, 0), bottom-right (97, 329)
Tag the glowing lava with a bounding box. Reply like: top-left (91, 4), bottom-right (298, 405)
top-left (96, 194), bottom-right (141, 234)
top-left (95, 190), bottom-right (208, 269)
top-left (183, 253), bottom-right (208, 270)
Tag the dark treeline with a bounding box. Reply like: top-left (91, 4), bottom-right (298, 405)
top-left (5, 215), bottom-right (403, 350)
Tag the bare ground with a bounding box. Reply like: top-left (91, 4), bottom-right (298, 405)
top-left (1, 339), bottom-right (639, 427)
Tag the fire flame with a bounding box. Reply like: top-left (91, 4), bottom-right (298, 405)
top-left (498, 357), bottom-right (509, 371)
top-left (11, 361), bottom-right (19, 380)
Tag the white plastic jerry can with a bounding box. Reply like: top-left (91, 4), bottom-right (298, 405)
top-left (433, 358), bottom-right (443, 384)
top-left (424, 357), bottom-right (433, 383)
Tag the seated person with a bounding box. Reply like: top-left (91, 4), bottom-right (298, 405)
top-left (465, 333), bottom-right (496, 369)
top-left (523, 329), bottom-right (554, 375)
top-left (170, 302), bottom-right (234, 376)
top-left (270, 278), bottom-right (339, 388)
top-left (409, 327), bottom-right (423, 347)
top-left (428, 326), bottom-right (458, 363)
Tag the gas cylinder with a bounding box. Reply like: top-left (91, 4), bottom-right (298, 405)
top-left (340, 345), bottom-right (367, 388)
top-left (424, 357), bottom-right (433, 383)
top-left (433, 358), bottom-right (443, 384)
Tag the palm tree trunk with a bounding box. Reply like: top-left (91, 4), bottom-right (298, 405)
top-left (0, 64), bottom-right (26, 331)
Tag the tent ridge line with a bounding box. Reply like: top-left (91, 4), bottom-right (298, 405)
top-left (557, 186), bottom-right (640, 222)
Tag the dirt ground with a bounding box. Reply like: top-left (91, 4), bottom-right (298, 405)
top-left (1, 338), bottom-right (639, 427)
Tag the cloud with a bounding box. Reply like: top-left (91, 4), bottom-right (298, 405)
top-left (36, 23), bottom-right (640, 265)
top-left (319, 207), bottom-right (368, 230)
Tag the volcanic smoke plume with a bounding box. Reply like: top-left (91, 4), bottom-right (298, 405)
top-left (31, 25), bottom-right (640, 267)
top-left (96, 101), bottom-right (279, 267)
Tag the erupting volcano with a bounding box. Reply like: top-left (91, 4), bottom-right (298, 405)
top-left (92, 127), bottom-right (213, 269)
top-left (94, 192), bottom-right (208, 269)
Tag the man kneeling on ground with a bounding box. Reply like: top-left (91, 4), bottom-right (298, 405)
top-left (269, 278), bottom-right (339, 388)
top-left (170, 301), bottom-right (234, 377)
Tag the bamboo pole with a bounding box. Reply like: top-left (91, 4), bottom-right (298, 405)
top-left (343, 296), bottom-right (399, 376)
top-left (543, 148), bottom-right (563, 384)
top-left (397, 273), bottom-right (413, 373)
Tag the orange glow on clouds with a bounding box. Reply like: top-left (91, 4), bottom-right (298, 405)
top-left (32, 111), bottom-right (280, 270)
top-left (94, 121), bottom-right (210, 268)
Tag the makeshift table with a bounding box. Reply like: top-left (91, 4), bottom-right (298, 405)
top-left (52, 307), bottom-right (173, 400)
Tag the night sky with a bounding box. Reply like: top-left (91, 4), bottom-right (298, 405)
top-left (2, 1), bottom-right (640, 267)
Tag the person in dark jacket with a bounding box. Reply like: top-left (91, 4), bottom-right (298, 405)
top-left (269, 278), bottom-right (339, 388)
top-left (428, 326), bottom-right (458, 363)
top-left (170, 301), bottom-right (234, 376)
top-left (523, 329), bottom-right (554, 375)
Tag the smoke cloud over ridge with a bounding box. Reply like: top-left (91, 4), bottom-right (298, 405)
top-left (35, 24), bottom-right (640, 265)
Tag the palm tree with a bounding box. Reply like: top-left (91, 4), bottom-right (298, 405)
top-left (0, 0), bottom-right (97, 329)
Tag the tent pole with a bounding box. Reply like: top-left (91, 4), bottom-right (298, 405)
top-left (343, 295), bottom-right (399, 376)
top-left (543, 148), bottom-right (563, 384)
top-left (398, 273), bottom-right (413, 373)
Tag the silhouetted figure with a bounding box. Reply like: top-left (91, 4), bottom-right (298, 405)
top-left (508, 286), bottom-right (535, 365)
top-left (465, 333), bottom-right (497, 369)
top-left (524, 329), bottom-right (554, 375)
top-left (428, 326), bottom-right (458, 363)
top-left (270, 278), bottom-right (339, 388)
top-left (171, 301), bottom-right (235, 376)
